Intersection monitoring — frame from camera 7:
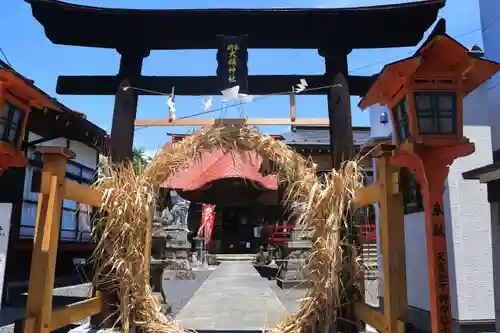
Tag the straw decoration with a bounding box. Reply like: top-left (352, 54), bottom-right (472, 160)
top-left (92, 125), bottom-right (364, 333)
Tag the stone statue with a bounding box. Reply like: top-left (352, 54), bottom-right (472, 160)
top-left (149, 191), bottom-right (194, 315)
top-left (162, 191), bottom-right (191, 227)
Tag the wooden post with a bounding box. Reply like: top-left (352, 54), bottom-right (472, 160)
top-left (144, 205), bottom-right (154, 282)
top-left (319, 48), bottom-right (358, 333)
top-left (95, 48), bottom-right (151, 330)
top-left (110, 48), bottom-right (150, 163)
top-left (377, 155), bottom-right (407, 333)
top-left (24, 147), bottom-right (75, 333)
top-left (391, 143), bottom-right (474, 333)
top-left (319, 48), bottom-right (353, 170)
top-left (289, 89), bottom-right (296, 122)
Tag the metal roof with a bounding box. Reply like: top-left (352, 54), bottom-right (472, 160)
top-left (462, 162), bottom-right (500, 181)
top-left (283, 126), bottom-right (371, 147)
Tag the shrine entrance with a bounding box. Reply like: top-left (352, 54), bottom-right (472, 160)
top-left (216, 206), bottom-right (257, 254)
top-left (162, 144), bottom-right (289, 255)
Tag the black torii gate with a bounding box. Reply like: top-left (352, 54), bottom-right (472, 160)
top-left (26, 1), bottom-right (444, 331)
top-left (26, 0), bottom-right (443, 168)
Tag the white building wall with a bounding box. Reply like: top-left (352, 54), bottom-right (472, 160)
top-left (68, 140), bottom-right (99, 170)
top-left (479, 0), bottom-right (500, 327)
top-left (450, 87), bottom-right (494, 321)
top-left (27, 132), bottom-right (66, 149)
top-left (21, 132), bottom-right (100, 239)
top-left (26, 132), bottom-right (98, 170)
top-left (480, 0), bottom-right (500, 151)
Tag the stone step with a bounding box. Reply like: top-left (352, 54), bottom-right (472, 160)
top-left (277, 278), bottom-right (310, 290)
top-left (215, 254), bottom-right (256, 262)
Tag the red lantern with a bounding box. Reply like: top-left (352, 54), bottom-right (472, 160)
top-left (0, 69), bottom-right (61, 175)
top-left (0, 82), bottom-right (29, 175)
top-left (359, 33), bottom-right (500, 333)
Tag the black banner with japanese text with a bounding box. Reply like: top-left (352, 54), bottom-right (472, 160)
top-left (216, 35), bottom-right (249, 94)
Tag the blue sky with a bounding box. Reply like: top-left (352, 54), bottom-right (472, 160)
top-left (1, 0), bottom-right (484, 155)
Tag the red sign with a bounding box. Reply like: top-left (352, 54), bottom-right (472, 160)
top-left (201, 204), bottom-right (216, 245)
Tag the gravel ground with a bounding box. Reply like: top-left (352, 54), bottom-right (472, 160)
top-left (0, 283), bottom-right (93, 333)
top-left (0, 267), bottom-right (215, 332)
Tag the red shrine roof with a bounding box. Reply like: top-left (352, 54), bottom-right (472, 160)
top-left (162, 149), bottom-right (278, 191)
top-left (162, 132), bottom-right (280, 191)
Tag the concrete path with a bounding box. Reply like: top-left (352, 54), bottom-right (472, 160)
top-left (175, 262), bottom-right (289, 331)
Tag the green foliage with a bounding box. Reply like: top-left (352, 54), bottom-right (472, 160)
top-left (132, 147), bottom-right (151, 175)
top-left (98, 147), bottom-right (152, 178)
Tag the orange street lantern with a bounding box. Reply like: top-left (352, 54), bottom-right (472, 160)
top-left (359, 33), bottom-right (500, 333)
top-left (0, 68), bottom-right (60, 174)
top-left (359, 33), bottom-right (500, 147)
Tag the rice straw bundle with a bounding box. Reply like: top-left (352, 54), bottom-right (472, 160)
top-left (92, 125), bottom-right (364, 333)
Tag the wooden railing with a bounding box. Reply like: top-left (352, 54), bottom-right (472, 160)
top-left (269, 223), bottom-right (376, 242)
top-left (352, 149), bottom-right (407, 333)
top-left (270, 225), bottom-right (294, 243)
top-left (360, 224), bottom-right (376, 241)
top-left (20, 147), bottom-right (108, 333)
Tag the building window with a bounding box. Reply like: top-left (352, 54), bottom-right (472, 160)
top-left (358, 169), bottom-right (374, 234)
top-left (400, 167), bottom-right (424, 214)
top-left (392, 98), bottom-right (410, 144)
top-left (63, 161), bottom-right (94, 241)
top-left (414, 92), bottom-right (457, 135)
top-left (1, 101), bottom-right (25, 145)
top-left (21, 159), bottom-right (96, 242)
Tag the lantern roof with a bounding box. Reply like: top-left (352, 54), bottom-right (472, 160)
top-left (0, 59), bottom-right (109, 152)
top-left (26, 0), bottom-right (444, 50)
top-left (359, 33), bottom-right (500, 109)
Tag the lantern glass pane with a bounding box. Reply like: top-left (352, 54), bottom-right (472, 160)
top-left (392, 98), bottom-right (411, 144)
top-left (414, 92), bottom-right (457, 135)
top-left (438, 95), bottom-right (454, 111)
top-left (415, 94), bottom-right (432, 110)
top-left (8, 128), bottom-right (17, 143)
top-left (0, 122), bottom-right (5, 140)
top-left (439, 117), bottom-right (454, 133)
top-left (1, 102), bottom-right (25, 145)
top-left (418, 117), bottom-right (434, 133)
top-left (0, 104), bottom-right (7, 140)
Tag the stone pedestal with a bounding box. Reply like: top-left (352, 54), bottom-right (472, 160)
top-left (277, 228), bottom-right (313, 289)
top-left (149, 233), bottom-right (171, 314)
top-left (163, 226), bottom-right (194, 281)
top-left (150, 258), bottom-right (171, 314)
